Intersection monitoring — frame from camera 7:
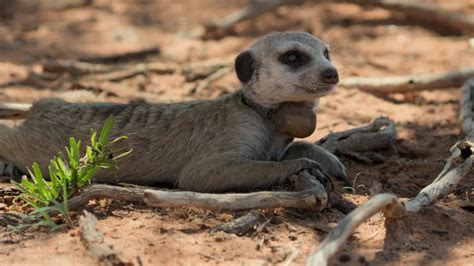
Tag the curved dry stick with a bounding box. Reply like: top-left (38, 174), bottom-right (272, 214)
top-left (405, 157), bottom-right (472, 213)
top-left (181, 59), bottom-right (233, 82)
top-left (306, 193), bottom-right (400, 266)
top-left (201, 0), bottom-right (474, 38)
top-left (0, 184), bottom-right (146, 227)
top-left (2, 173), bottom-right (327, 227)
top-left (144, 188), bottom-right (323, 211)
top-left (193, 66), bottom-right (232, 94)
top-left (145, 170), bottom-right (328, 211)
top-left (209, 210), bottom-right (267, 234)
top-left (308, 131), bottom-right (474, 265)
top-left (202, 0), bottom-right (304, 38)
top-left (79, 211), bottom-right (129, 265)
top-left (317, 116), bottom-right (396, 154)
top-left (68, 184), bottom-right (145, 211)
top-left (340, 68), bottom-right (474, 94)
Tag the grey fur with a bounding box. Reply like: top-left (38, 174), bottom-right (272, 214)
top-left (0, 32), bottom-right (346, 192)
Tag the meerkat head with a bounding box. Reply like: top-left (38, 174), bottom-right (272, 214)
top-left (235, 32), bottom-right (338, 107)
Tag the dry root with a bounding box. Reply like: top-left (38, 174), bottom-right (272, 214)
top-left (307, 193), bottom-right (401, 266)
top-left (78, 46), bottom-right (160, 64)
top-left (340, 68), bottom-right (474, 94)
top-left (200, 0), bottom-right (474, 39)
top-left (308, 148), bottom-right (471, 265)
top-left (79, 211), bottom-right (130, 266)
top-left (307, 79), bottom-right (474, 265)
top-left (143, 170), bottom-right (328, 211)
top-left (209, 210), bottom-right (267, 234)
top-left (317, 116), bottom-right (396, 163)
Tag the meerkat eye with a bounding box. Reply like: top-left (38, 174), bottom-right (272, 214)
top-left (323, 49), bottom-right (330, 60)
top-left (279, 50), bottom-right (310, 68)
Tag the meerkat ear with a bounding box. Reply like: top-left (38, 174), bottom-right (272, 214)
top-left (235, 51), bottom-right (255, 83)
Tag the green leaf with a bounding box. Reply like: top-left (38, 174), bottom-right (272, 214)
top-left (31, 163), bottom-right (53, 203)
top-left (13, 114), bottom-right (132, 231)
top-left (98, 115), bottom-right (115, 151)
top-left (112, 148), bottom-right (133, 161)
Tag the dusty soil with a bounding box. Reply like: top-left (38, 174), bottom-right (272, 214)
top-left (1, 0), bottom-right (474, 265)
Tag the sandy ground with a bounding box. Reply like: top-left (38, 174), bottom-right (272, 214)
top-left (1, 0), bottom-right (474, 265)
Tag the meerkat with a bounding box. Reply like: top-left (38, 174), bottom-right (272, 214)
top-left (0, 32), bottom-right (349, 192)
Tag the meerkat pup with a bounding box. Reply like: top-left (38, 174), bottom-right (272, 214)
top-left (0, 32), bottom-right (348, 192)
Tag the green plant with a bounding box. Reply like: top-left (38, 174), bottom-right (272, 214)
top-left (12, 116), bottom-right (131, 230)
top-left (343, 171), bottom-right (366, 194)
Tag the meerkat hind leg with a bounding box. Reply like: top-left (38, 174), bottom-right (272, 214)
top-left (281, 141), bottom-right (351, 186)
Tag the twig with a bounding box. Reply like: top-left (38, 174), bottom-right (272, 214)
top-left (282, 246), bottom-right (301, 266)
top-left (181, 59), bottom-right (233, 82)
top-left (193, 66), bottom-right (232, 94)
top-left (41, 60), bottom-right (115, 75)
top-left (145, 169), bottom-right (327, 211)
top-left (306, 194), bottom-right (401, 266)
top-left (317, 116), bottom-right (396, 155)
top-left (0, 211), bottom-right (36, 227)
top-left (354, 0), bottom-right (474, 35)
top-left (202, 0), bottom-right (303, 39)
top-left (340, 68), bottom-right (474, 94)
top-left (144, 188), bottom-right (323, 211)
top-left (78, 211), bottom-right (130, 266)
top-left (68, 184), bottom-right (145, 211)
top-left (0, 185), bottom-right (147, 227)
top-left (84, 63), bottom-right (176, 82)
top-left (41, 60), bottom-right (177, 81)
top-left (209, 210), bottom-right (266, 234)
top-left (79, 46), bottom-right (160, 64)
top-left (405, 144), bottom-right (472, 213)
top-left (307, 143), bottom-right (473, 265)
top-left (307, 79), bottom-right (474, 265)
top-left (200, 0), bottom-right (474, 38)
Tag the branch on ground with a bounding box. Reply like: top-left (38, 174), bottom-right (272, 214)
top-left (316, 116), bottom-right (396, 163)
top-left (209, 210), bottom-right (267, 234)
top-left (340, 68), bottom-right (474, 94)
top-left (199, 0), bottom-right (474, 39)
top-left (306, 79), bottom-right (474, 265)
top-left (79, 211), bottom-right (130, 266)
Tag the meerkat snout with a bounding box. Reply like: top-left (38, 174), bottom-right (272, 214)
top-left (235, 32), bottom-right (338, 107)
top-left (320, 67), bottom-right (339, 85)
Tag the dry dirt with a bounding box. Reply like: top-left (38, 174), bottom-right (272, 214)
top-left (1, 0), bottom-right (474, 265)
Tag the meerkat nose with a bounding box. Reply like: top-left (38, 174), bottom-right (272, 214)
top-left (320, 68), bottom-right (339, 84)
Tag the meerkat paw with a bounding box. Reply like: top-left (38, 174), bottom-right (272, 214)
top-left (281, 141), bottom-right (351, 186)
top-left (319, 152), bottom-right (350, 186)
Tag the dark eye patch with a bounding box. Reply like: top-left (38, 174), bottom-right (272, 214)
top-left (279, 49), bottom-right (311, 69)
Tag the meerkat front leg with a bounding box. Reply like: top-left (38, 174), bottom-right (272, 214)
top-left (177, 157), bottom-right (325, 192)
top-left (280, 141), bottom-right (351, 185)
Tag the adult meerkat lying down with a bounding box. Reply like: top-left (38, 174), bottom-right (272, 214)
top-left (0, 32), bottom-right (349, 192)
